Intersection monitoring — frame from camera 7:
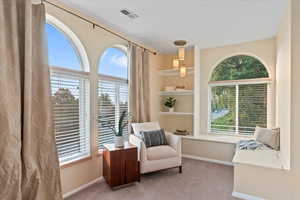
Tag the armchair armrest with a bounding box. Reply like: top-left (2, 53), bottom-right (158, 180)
top-left (165, 132), bottom-right (182, 155)
top-left (129, 134), bottom-right (147, 162)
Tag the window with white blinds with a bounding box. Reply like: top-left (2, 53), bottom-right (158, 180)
top-left (97, 78), bottom-right (128, 149)
top-left (51, 72), bottom-right (90, 163)
top-left (209, 55), bottom-right (271, 136)
top-left (209, 83), bottom-right (269, 135)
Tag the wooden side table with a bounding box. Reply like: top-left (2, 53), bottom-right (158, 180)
top-left (103, 142), bottom-right (140, 189)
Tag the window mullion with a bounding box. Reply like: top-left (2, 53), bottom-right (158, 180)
top-left (235, 84), bottom-right (239, 135)
top-left (208, 86), bottom-right (212, 133)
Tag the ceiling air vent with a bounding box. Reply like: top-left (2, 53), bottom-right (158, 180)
top-left (120, 9), bottom-right (139, 19)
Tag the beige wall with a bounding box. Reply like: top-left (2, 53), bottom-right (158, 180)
top-left (60, 157), bottom-right (102, 194)
top-left (290, 0), bottom-right (300, 195)
top-left (149, 53), bottom-right (163, 121)
top-left (182, 139), bottom-right (235, 162)
top-left (234, 164), bottom-right (294, 199)
top-left (45, 2), bottom-right (161, 195)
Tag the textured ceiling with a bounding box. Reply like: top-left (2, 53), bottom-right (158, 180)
top-left (58, 0), bottom-right (286, 53)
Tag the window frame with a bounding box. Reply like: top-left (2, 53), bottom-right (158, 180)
top-left (97, 46), bottom-right (129, 149)
top-left (208, 78), bottom-right (272, 137)
top-left (46, 16), bottom-right (91, 164)
top-left (46, 14), bottom-right (90, 72)
top-left (50, 68), bottom-right (91, 164)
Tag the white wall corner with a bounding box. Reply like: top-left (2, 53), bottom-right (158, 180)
top-left (193, 45), bottom-right (201, 137)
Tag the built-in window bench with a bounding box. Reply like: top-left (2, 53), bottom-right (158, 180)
top-left (233, 149), bottom-right (283, 170)
top-left (181, 134), bottom-right (253, 165)
top-left (181, 134), bottom-right (285, 170)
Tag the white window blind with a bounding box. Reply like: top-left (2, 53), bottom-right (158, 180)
top-left (97, 78), bottom-right (129, 149)
top-left (209, 83), bottom-right (269, 135)
top-left (51, 72), bottom-right (90, 163)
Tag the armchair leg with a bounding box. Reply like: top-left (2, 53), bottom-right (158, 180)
top-left (179, 166), bottom-right (182, 173)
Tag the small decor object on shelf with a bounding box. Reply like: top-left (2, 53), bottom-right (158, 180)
top-left (164, 86), bottom-right (176, 91)
top-left (100, 110), bottom-right (129, 148)
top-left (174, 129), bottom-right (189, 136)
top-left (164, 97), bottom-right (176, 112)
top-left (176, 85), bottom-right (186, 91)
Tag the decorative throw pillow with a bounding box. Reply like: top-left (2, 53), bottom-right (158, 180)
top-left (254, 126), bottom-right (280, 150)
top-left (140, 128), bottom-right (168, 148)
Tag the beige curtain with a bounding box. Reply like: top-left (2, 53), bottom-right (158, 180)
top-left (129, 44), bottom-right (151, 123)
top-left (0, 1), bottom-right (63, 200)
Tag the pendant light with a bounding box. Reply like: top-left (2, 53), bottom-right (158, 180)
top-left (178, 47), bottom-right (185, 61)
top-left (173, 40), bottom-right (187, 77)
top-left (173, 59), bottom-right (179, 70)
top-left (180, 65), bottom-right (187, 77)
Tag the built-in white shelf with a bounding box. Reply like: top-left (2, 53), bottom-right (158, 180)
top-left (159, 67), bottom-right (194, 76)
top-left (159, 90), bottom-right (194, 96)
top-left (159, 112), bottom-right (194, 116)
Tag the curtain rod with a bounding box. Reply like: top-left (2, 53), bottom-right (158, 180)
top-left (43, 0), bottom-right (157, 55)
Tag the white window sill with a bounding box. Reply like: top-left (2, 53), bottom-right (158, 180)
top-left (233, 149), bottom-right (285, 170)
top-left (181, 134), bottom-right (254, 144)
top-left (60, 155), bottom-right (92, 169)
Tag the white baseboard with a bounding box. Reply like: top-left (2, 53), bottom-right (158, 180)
top-left (63, 177), bottom-right (104, 199)
top-left (232, 191), bottom-right (265, 200)
top-left (182, 154), bottom-right (233, 166)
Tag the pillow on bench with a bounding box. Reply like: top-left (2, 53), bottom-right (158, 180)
top-left (254, 126), bottom-right (280, 150)
top-left (236, 140), bottom-right (271, 151)
top-left (140, 128), bottom-right (168, 148)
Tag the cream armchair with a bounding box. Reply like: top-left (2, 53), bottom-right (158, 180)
top-left (129, 122), bottom-right (182, 174)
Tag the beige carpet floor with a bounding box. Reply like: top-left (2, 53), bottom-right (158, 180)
top-left (66, 158), bottom-right (239, 200)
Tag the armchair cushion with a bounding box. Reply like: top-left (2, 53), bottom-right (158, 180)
top-left (147, 145), bottom-right (178, 161)
top-left (140, 128), bottom-right (168, 148)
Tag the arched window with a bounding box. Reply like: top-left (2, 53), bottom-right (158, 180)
top-left (46, 23), bottom-right (82, 71)
top-left (45, 19), bottom-right (90, 163)
top-left (209, 55), bottom-right (270, 135)
top-left (98, 47), bottom-right (128, 79)
top-left (97, 47), bottom-right (129, 149)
